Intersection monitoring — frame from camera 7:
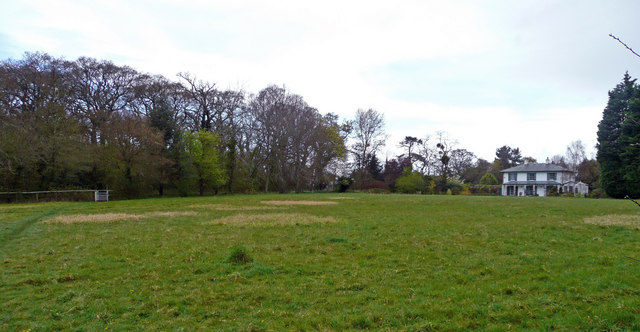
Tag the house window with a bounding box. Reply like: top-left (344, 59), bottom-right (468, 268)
top-left (507, 186), bottom-right (514, 196)
top-left (547, 172), bottom-right (557, 181)
top-left (527, 173), bottom-right (535, 181)
top-left (508, 173), bottom-right (516, 181)
top-left (526, 185), bottom-right (534, 196)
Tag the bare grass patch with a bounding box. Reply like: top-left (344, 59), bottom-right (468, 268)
top-left (45, 211), bottom-right (197, 224)
top-left (261, 200), bottom-right (337, 206)
top-left (0, 204), bottom-right (48, 210)
top-left (211, 213), bottom-right (337, 226)
top-left (189, 204), bottom-right (281, 211)
top-left (145, 211), bottom-right (197, 217)
top-left (584, 214), bottom-right (640, 229)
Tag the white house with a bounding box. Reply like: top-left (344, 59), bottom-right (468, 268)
top-left (500, 163), bottom-right (589, 197)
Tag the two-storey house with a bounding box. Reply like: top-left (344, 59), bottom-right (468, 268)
top-left (500, 163), bottom-right (588, 196)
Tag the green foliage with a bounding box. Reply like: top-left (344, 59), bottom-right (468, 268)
top-left (597, 72), bottom-right (640, 198)
top-left (621, 94), bottom-right (640, 197)
top-left (395, 169), bottom-right (425, 193)
top-left (479, 173), bottom-right (498, 185)
top-left (335, 176), bottom-right (352, 193)
top-left (0, 53), bottom-right (351, 197)
top-left (226, 246), bottom-right (253, 265)
top-left (589, 188), bottom-right (605, 198)
top-left (184, 130), bottom-right (227, 195)
top-left (495, 146), bottom-right (523, 169)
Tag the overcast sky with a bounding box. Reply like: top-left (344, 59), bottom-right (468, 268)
top-left (1, 0), bottom-right (639, 161)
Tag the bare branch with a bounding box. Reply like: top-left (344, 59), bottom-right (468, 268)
top-left (624, 195), bottom-right (640, 208)
top-left (609, 34), bottom-right (640, 58)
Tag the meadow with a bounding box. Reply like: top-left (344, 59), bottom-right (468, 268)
top-left (1, 194), bottom-right (640, 331)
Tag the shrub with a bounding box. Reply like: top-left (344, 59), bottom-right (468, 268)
top-left (461, 183), bottom-right (472, 195)
top-left (367, 180), bottom-right (390, 191)
top-left (395, 170), bottom-right (425, 194)
top-left (589, 188), bottom-right (605, 198)
top-left (226, 246), bottom-right (253, 265)
top-left (469, 185), bottom-right (500, 195)
top-left (479, 173), bottom-right (499, 185)
top-left (445, 178), bottom-right (463, 195)
top-left (335, 176), bottom-right (352, 193)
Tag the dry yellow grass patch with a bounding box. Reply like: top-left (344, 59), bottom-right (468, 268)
top-left (260, 200), bottom-right (337, 206)
top-left (211, 213), bottom-right (337, 226)
top-left (46, 213), bottom-right (140, 224)
top-left (0, 204), bottom-right (47, 210)
top-left (45, 211), bottom-right (197, 224)
top-left (188, 204), bottom-right (281, 211)
top-left (145, 211), bottom-right (197, 217)
top-left (584, 214), bottom-right (640, 229)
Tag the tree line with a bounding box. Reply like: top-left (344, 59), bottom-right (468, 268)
top-left (0, 52), bottom-right (604, 198)
top-left (0, 53), bottom-right (350, 198)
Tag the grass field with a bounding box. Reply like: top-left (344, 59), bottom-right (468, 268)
top-left (1, 194), bottom-right (640, 330)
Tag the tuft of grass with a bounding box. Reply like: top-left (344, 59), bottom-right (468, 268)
top-left (327, 237), bottom-right (347, 243)
top-left (227, 246), bottom-right (253, 265)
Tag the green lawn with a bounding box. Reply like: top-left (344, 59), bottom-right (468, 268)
top-left (1, 194), bottom-right (640, 330)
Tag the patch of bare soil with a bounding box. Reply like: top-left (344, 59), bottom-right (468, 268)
top-left (211, 213), bottom-right (337, 226)
top-left (584, 214), bottom-right (640, 229)
top-left (260, 200), bottom-right (337, 206)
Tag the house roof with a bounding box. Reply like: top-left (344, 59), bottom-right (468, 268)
top-left (503, 181), bottom-right (562, 186)
top-left (500, 163), bottom-right (570, 173)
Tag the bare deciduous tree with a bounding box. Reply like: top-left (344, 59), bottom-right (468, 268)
top-left (565, 140), bottom-right (586, 172)
top-left (351, 108), bottom-right (386, 187)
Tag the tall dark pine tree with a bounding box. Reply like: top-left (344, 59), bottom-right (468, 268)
top-left (621, 86), bottom-right (640, 197)
top-left (495, 146), bottom-right (512, 169)
top-left (367, 153), bottom-right (384, 181)
top-left (597, 72), bottom-right (637, 198)
top-left (495, 145), bottom-right (523, 169)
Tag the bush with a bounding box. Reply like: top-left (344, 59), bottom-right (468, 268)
top-left (589, 188), bottom-right (605, 198)
top-left (367, 180), bottom-right (390, 191)
top-left (335, 176), bottom-right (352, 193)
top-left (479, 173), bottom-right (499, 185)
top-left (445, 179), bottom-right (463, 195)
top-left (227, 246), bottom-right (253, 265)
top-left (469, 185), bottom-right (500, 195)
top-left (461, 183), bottom-right (472, 195)
top-left (395, 170), bottom-right (425, 194)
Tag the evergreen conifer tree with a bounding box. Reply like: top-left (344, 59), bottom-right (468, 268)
top-left (597, 72), bottom-right (638, 198)
top-left (621, 87), bottom-right (640, 197)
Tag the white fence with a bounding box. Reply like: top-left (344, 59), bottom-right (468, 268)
top-left (0, 190), bottom-right (111, 203)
